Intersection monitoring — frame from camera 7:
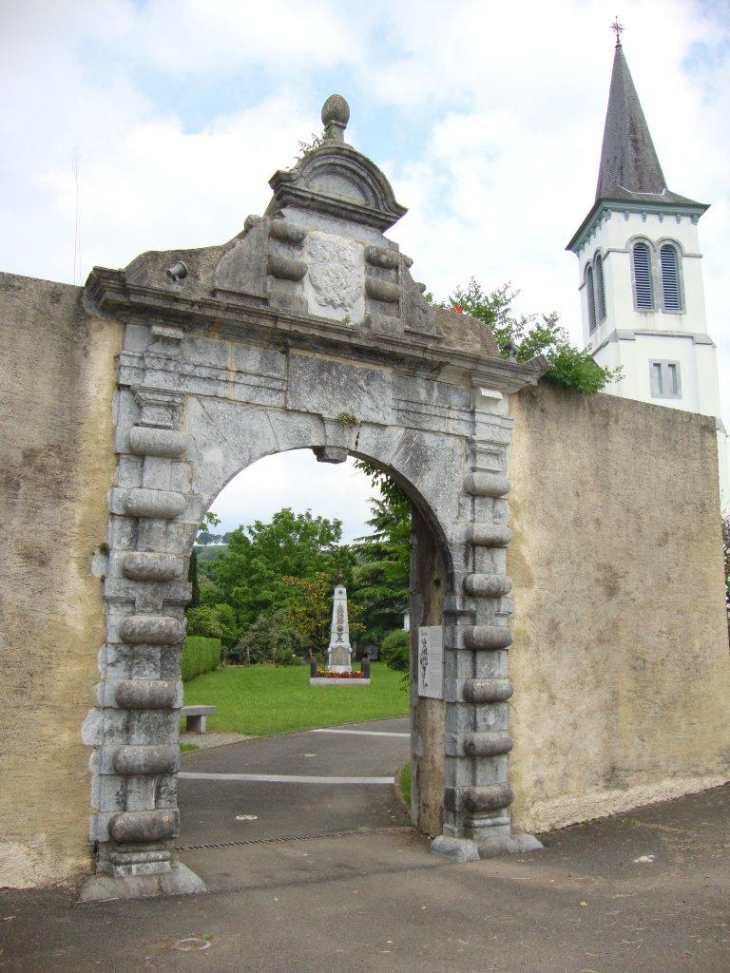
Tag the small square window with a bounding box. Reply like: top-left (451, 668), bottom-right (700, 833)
top-left (649, 360), bottom-right (682, 399)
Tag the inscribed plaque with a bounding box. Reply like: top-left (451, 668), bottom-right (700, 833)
top-left (417, 626), bottom-right (444, 699)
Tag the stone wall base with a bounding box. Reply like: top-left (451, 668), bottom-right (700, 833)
top-left (431, 833), bottom-right (543, 863)
top-left (79, 863), bottom-right (205, 902)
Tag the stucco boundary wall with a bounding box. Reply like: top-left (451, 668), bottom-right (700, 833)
top-left (0, 273), bottom-right (122, 888)
top-left (507, 384), bottom-right (730, 834)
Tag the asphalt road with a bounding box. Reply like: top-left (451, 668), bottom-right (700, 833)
top-left (1, 722), bottom-right (728, 973)
top-left (176, 717), bottom-right (411, 859)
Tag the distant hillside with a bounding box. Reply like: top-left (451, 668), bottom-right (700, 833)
top-left (194, 543), bottom-right (229, 561)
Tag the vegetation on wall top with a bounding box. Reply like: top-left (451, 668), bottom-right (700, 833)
top-left (445, 279), bottom-right (621, 394)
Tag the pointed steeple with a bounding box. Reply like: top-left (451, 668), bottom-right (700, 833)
top-left (594, 37), bottom-right (701, 207)
top-left (568, 33), bottom-right (708, 254)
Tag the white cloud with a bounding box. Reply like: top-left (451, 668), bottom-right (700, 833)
top-left (1, 0), bottom-right (728, 507)
top-left (123, 0), bottom-right (365, 76)
top-left (210, 452), bottom-right (375, 543)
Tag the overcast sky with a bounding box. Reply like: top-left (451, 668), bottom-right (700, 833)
top-left (2, 0), bottom-right (728, 539)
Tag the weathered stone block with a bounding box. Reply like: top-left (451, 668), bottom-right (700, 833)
top-left (122, 553), bottom-right (185, 583)
top-left (464, 472), bottom-right (511, 497)
top-left (267, 253), bottom-right (306, 281)
top-left (364, 245), bottom-right (399, 270)
top-left (128, 708), bottom-right (179, 746)
top-left (430, 836), bottom-right (480, 862)
top-left (466, 523), bottom-right (513, 547)
top-left (464, 784), bottom-right (514, 813)
top-left (269, 219), bottom-right (307, 244)
top-left (108, 810), bottom-right (179, 843)
top-left (112, 745), bottom-right (179, 776)
top-left (463, 732), bottom-right (513, 757)
top-left (463, 574), bottom-right (512, 598)
top-left (313, 445), bottom-right (349, 464)
top-left (463, 625), bottom-right (513, 651)
top-left (462, 678), bottom-right (513, 703)
top-left (123, 488), bottom-right (187, 520)
top-left (287, 353), bottom-right (394, 425)
top-left (128, 427), bottom-right (189, 458)
top-left (119, 615), bottom-right (185, 646)
top-left (365, 277), bottom-right (400, 303)
top-left (114, 679), bottom-right (178, 709)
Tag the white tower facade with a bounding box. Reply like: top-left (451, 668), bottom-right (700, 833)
top-left (567, 36), bottom-right (729, 511)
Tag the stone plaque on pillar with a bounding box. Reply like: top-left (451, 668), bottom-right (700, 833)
top-left (418, 626), bottom-right (444, 699)
top-left (327, 584), bottom-right (352, 672)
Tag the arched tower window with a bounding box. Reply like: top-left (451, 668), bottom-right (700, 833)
top-left (632, 243), bottom-right (653, 310)
top-left (586, 264), bottom-right (596, 333)
top-left (660, 244), bottom-right (681, 312)
top-left (594, 254), bottom-right (606, 322)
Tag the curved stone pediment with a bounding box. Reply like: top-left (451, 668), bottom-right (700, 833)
top-left (268, 142), bottom-right (407, 232)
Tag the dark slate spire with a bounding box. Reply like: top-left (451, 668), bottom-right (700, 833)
top-left (595, 38), bottom-right (701, 207)
top-left (567, 33), bottom-right (708, 253)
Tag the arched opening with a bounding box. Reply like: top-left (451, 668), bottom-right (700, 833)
top-left (632, 241), bottom-right (654, 309)
top-left (586, 264), bottom-right (596, 333)
top-left (175, 446), bottom-right (452, 867)
top-left (659, 243), bottom-right (682, 312)
top-left (594, 253), bottom-right (606, 322)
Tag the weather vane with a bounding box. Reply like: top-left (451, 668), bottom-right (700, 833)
top-left (611, 17), bottom-right (624, 45)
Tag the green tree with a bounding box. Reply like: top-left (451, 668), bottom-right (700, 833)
top-left (201, 508), bottom-right (353, 641)
top-left (185, 603), bottom-right (238, 649)
top-left (350, 464), bottom-right (411, 643)
top-left (448, 279), bottom-right (620, 394)
top-left (235, 609), bottom-right (309, 666)
top-left (380, 629), bottom-right (410, 672)
top-left (188, 548), bottom-right (200, 608)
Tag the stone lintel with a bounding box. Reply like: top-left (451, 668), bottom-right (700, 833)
top-left (87, 268), bottom-right (549, 395)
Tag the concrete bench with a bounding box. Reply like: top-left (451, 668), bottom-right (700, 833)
top-left (181, 705), bottom-right (216, 733)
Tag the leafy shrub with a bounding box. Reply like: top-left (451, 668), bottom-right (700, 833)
top-left (380, 629), bottom-right (410, 672)
top-left (182, 636), bottom-right (223, 682)
top-left (447, 279), bottom-right (620, 394)
top-left (186, 604), bottom-right (238, 648)
top-left (236, 609), bottom-right (308, 666)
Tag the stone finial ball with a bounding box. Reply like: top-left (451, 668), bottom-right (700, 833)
top-left (321, 94), bottom-right (350, 128)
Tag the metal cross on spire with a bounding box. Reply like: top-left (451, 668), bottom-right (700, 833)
top-left (611, 17), bottom-right (624, 46)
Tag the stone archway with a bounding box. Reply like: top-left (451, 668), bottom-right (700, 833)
top-left (80, 95), bottom-right (547, 900)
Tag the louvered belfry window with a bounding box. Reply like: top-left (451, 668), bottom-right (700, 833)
top-left (594, 254), bottom-right (606, 321)
top-left (660, 244), bottom-right (681, 311)
top-left (633, 243), bottom-right (653, 309)
top-left (586, 265), bottom-right (596, 332)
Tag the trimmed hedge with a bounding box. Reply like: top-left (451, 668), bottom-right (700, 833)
top-left (182, 636), bottom-right (223, 682)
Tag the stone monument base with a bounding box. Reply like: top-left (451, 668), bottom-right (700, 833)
top-left (309, 676), bottom-right (371, 686)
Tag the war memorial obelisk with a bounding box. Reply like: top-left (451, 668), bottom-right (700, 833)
top-left (327, 581), bottom-right (352, 672)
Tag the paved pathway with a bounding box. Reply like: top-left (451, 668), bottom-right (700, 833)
top-left (176, 717), bottom-right (411, 865)
top-left (1, 724), bottom-right (728, 973)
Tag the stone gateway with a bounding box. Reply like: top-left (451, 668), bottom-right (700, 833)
top-left (78, 94), bottom-right (547, 899)
top-left (1, 94), bottom-right (728, 897)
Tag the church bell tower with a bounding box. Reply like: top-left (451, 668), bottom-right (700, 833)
top-left (567, 26), bottom-right (728, 510)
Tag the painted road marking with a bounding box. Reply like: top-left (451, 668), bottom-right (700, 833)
top-left (179, 772), bottom-right (395, 785)
top-left (310, 729), bottom-right (410, 738)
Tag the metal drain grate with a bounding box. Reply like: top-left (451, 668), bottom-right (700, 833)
top-left (176, 825), bottom-right (409, 852)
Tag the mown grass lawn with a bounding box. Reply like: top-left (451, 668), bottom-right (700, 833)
top-left (182, 662), bottom-right (408, 736)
